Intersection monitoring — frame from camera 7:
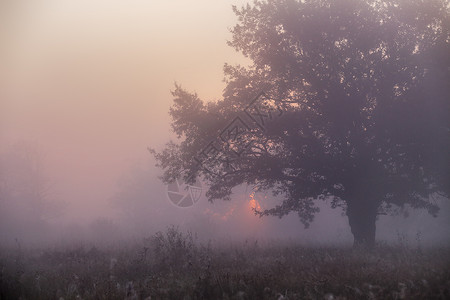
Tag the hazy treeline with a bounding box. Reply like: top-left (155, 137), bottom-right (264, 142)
top-left (1, 142), bottom-right (449, 249)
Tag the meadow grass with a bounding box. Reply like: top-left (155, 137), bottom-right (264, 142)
top-left (1, 227), bottom-right (449, 299)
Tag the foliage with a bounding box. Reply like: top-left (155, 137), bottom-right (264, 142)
top-left (148, 225), bottom-right (198, 269)
top-left (152, 0), bottom-right (450, 245)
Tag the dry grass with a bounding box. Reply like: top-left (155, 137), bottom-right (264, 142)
top-left (1, 227), bottom-right (449, 299)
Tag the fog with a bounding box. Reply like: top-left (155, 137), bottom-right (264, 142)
top-left (1, 0), bottom-right (449, 249)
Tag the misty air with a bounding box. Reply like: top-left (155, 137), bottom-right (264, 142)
top-left (1, 0), bottom-right (449, 299)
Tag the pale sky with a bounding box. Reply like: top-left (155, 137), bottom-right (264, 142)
top-left (0, 0), bottom-right (250, 221)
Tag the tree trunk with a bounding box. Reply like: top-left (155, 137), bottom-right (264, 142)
top-left (346, 199), bottom-right (378, 247)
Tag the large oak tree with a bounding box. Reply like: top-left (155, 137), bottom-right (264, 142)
top-left (152, 0), bottom-right (449, 246)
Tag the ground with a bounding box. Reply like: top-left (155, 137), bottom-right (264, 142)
top-left (1, 228), bottom-right (449, 299)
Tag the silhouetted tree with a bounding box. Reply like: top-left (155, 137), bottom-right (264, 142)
top-left (0, 142), bottom-right (62, 244)
top-left (152, 0), bottom-right (449, 246)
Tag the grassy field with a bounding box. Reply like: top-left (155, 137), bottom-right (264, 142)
top-left (1, 227), bottom-right (449, 300)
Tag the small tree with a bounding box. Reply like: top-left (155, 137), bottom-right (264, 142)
top-left (0, 142), bottom-right (62, 243)
top-left (152, 0), bottom-right (449, 246)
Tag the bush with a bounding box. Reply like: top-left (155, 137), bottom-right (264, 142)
top-left (149, 226), bottom-right (197, 270)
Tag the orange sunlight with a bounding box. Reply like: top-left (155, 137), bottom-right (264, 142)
top-left (248, 192), bottom-right (262, 212)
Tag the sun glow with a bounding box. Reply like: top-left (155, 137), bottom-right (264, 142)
top-left (248, 192), bottom-right (262, 212)
top-left (200, 191), bottom-right (265, 225)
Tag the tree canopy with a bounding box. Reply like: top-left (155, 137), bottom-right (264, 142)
top-left (152, 0), bottom-right (449, 245)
